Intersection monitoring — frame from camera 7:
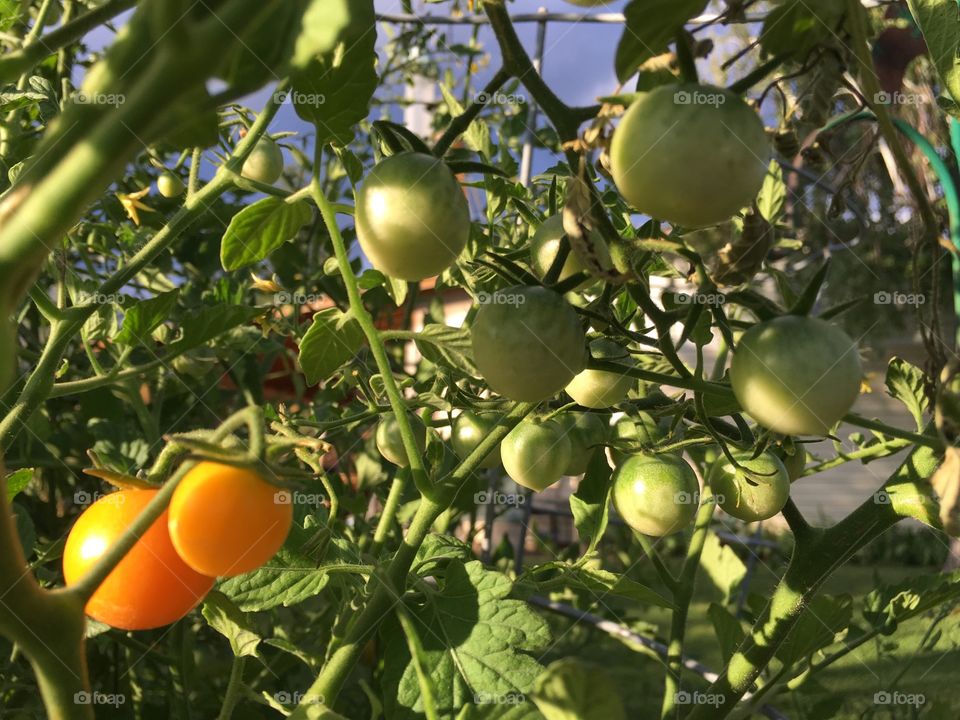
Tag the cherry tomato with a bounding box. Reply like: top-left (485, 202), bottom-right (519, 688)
top-left (529, 214), bottom-right (610, 287)
top-left (775, 444), bottom-right (807, 481)
top-left (241, 137), bottom-right (284, 185)
top-left (565, 339), bottom-right (634, 408)
top-left (729, 315), bottom-right (862, 436)
top-left (156, 170), bottom-right (185, 198)
top-left (168, 462), bottom-right (293, 578)
top-left (62, 490), bottom-right (214, 630)
top-left (451, 411), bottom-right (501, 469)
top-left (610, 412), bottom-right (668, 466)
top-left (555, 411), bottom-right (607, 475)
top-left (375, 412), bottom-right (427, 466)
top-left (610, 83), bottom-right (769, 227)
top-left (355, 152), bottom-right (470, 281)
top-left (611, 454), bottom-right (699, 536)
top-left (708, 451), bottom-right (790, 522)
top-left (501, 419), bottom-right (572, 491)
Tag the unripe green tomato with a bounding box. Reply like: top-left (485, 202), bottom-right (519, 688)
top-left (501, 419), bottom-right (572, 491)
top-left (708, 451), bottom-right (790, 522)
top-left (529, 215), bottom-right (610, 288)
top-left (157, 170), bottom-right (185, 198)
top-left (451, 411), bottom-right (501, 469)
top-left (776, 445), bottom-right (807, 481)
top-left (610, 412), bottom-right (665, 466)
top-left (610, 83), bottom-right (769, 227)
top-left (355, 152), bottom-right (470, 281)
top-left (565, 339), bottom-right (634, 408)
top-left (612, 454), bottom-right (699, 536)
top-left (555, 411), bottom-right (608, 476)
top-left (241, 137), bottom-right (284, 185)
top-left (729, 315), bottom-right (862, 436)
top-left (375, 412), bottom-right (427, 466)
top-left (471, 285), bottom-right (586, 402)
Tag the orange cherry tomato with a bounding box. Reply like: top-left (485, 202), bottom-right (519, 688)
top-left (168, 462), bottom-right (293, 578)
top-left (62, 489), bottom-right (215, 630)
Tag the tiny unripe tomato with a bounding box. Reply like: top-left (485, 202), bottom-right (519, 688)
top-left (565, 339), bottom-right (634, 409)
top-left (729, 315), bottom-right (862, 436)
top-left (471, 285), bottom-right (586, 402)
top-left (375, 412), bottom-right (427, 466)
top-left (241, 137), bottom-right (284, 185)
top-left (555, 411), bottom-right (607, 476)
top-left (451, 411), bottom-right (501, 469)
top-left (355, 152), bottom-right (470, 281)
top-left (156, 170), bottom-right (185, 198)
top-left (612, 454), bottom-right (699, 536)
top-left (168, 462), bottom-right (293, 578)
top-left (63, 490), bottom-right (214, 630)
top-left (776, 444), bottom-right (807, 481)
top-left (501, 419), bottom-right (572, 491)
top-left (610, 412), bottom-right (666, 466)
top-left (708, 451), bottom-right (790, 522)
top-left (610, 83), bottom-right (769, 227)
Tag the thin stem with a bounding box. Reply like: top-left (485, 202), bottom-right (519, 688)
top-left (433, 68), bottom-right (510, 156)
top-left (371, 468), bottom-right (410, 556)
top-left (216, 656), bottom-right (246, 720)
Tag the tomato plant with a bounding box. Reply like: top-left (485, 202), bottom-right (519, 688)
top-left (611, 454), bottom-right (700, 537)
top-left (451, 411), bottom-right (501, 469)
top-left (62, 490), bottom-right (215, 630)
top-left (156, 170), bottom-right (185, 198)
top-left (707, 451), bottom-right (791, 522)
top-left (565, 338), bottom-right (634, 408)
top-left (375, 412), bottom-right (427, 466)
top-left (241, 136), bottom-right (285, 185)
top-left (500, 418), bottom-right (572, 491)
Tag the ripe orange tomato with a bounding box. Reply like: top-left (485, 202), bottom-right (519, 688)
top-left (168, 462), bottom-right (293, 578)
top-left (62, 490), bottom-right (214, 630)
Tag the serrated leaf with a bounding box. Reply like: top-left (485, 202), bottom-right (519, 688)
top-left (414, 324), bottom-right (478, 376)
top-left (885, 357), bottom-right (928, 430)
top-left (699, 534), bottom-right (746, 604)
top-left (5, 468), bottom-right (33, 502)
top-left (298, 308), bottom-right (365, 385)
top-left (169, 305), bottom-right (263, 353)
top-left (531, 658), bottom-right (626, 720)
top-left (863, 569), bottom-right (960, 631)
top-left (756, 160), bottom-right (785, 222)
top-left (221, 197), bottom-right (313, 271)
top-left (906, 0), bottom-right (960, 104)
top-left (201, 591), bottom-right (262, 658)
top-left (561, 566), bottom-right (673, 608)
top-left (382, 560), bottom-right (551, 720)
top-left (569, 451), bottom-right (614, 555)
top-left (615, 0), bottom-right (709, 82)
top-left (115, 290), bottom-right (180, 345)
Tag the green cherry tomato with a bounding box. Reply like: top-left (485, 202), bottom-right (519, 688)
top-left (612, 454), bottom-right (699, 536)
top-left (355, 152), bottom-right (470, 281)
top-left (555, 411), bottom-right (607, 476)
top-left (610, 412), bottom-right (667, 466)
top-left (729, 315), bottom-right (862, 436)
top-left (451, 411), bottom-right (501, 469)
top-left (241, 137), bottom-right (284, 185)
top-left (775, 444), bottom-right (807, 481)
top-left (610, 84), bottom-right (769, 227)
top-left (375, 412), bottom-right (427, 466)
top-left (529, 214), bottom-right (610, 287)
top-left (471, 285), bottom-right (586, 402)
top-left (156, 170), bottom-right (185, 198)
top-left (565, 339), bottom-right (634, 408)
top-left (708, 451), bottom-right (790, 522)
top-left (501, 419), bottom-right (572, 491)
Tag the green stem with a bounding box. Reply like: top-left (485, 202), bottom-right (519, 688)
top-left (371, 468), bottom-right (410, 556)
top-left (216, 656), bottom-right (246, 720)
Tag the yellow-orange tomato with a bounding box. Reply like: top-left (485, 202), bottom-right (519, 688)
top-left (62, 489), bottom-right (214, 630)
top-left (168, 462), bottom-right (293, 578)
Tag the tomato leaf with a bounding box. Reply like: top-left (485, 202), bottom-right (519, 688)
top-left (381, 560), bottom-right (550, 720)
top-left (414, 324), bottom-right (478, 377)
top-left (560, 566), bottom-right (673, 609)
top-left (220, 197), bottom-right (313, 271)
top-left (774, 594), bottom-right (852, 667)
top-left (439, 82), bottom-right (492, 158)
top-left (569, 450), bottom-right (614, 555)
top-left (759, 0), bottom-right (844, 60)
top-left (885, 357), bottom-right (929, 430)
top-left (698, 534), bottom-right (747, 604)
top-left (114, 289), bottom-right (180, 346)
top-left (201, 591), bottom-right (262, 658)
top-left (756, 160), bottom-right (785, 223)
top-left (217, 1), bottom-right (308, 93)
top-left (531, 658), bottom-right (626, 720)
top-left (707, 602), bottom-right (745, 667)
top-left (169, 305), bottom-right (263, 354)
top-left (905, 1), bottom-right (960, 105)
top-left (615, 0), bottom-right (708, 83)
top-left (298, 308), bottom-right (365, 386)
top-left (4, 468), bottom-right (33, 502)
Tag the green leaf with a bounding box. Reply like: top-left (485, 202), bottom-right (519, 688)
top-left (885, 357), bottom-right (928, 430)
top-left (291, 0), bottom-right (377, 145)
top-left (439, 83), bottom-right (491, 157)
top-left (862, 569), bottom-right (960, 632)
top-left (5, 468), bottom-right (33, 502)
top-left (906, 0), bottom-right (960, 104)
top-left (756, 160), bottom-right (785, 222)
top-left (775, 595), bottom-right (852, 667)
top-left (298, 308), bottom-right (365, 385)
top-left (560, 566), bottom-right (673, 608)
top-left (220, 197), bottom-right (313, 271)
top-left (415, 324), bottom-right (478, 376)
top-left (615, 0), bottom-right (708, 82)
top-left (12, 503), bottom-right (34, 560)
top-left (699, 534), bottom-right (747, 604)
top-left (707, 602), bottom-right (744, 666)
top-left (169, 305), bottom-right (263, 353)
top-left (531, 658), bottom-right (626, 720)
top-left (218, 1), bottom-right (308, 93)
top-left (759, 0), bottom-right (844, 59)
top-left (569, 451), bottom-right (614, 555)
top-left (292, 0), bottom-right (374, 70)
top-left (115, 290), bottom-right (180, 345)
top-left (382, 560), bottom-right (551, 720)
top-left (201, 591), bottom-right (262, 658)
